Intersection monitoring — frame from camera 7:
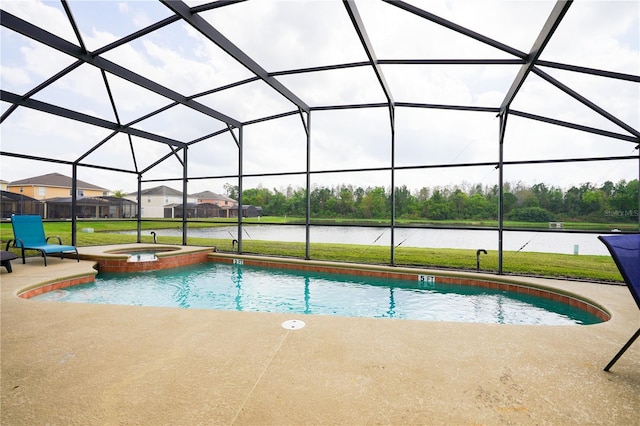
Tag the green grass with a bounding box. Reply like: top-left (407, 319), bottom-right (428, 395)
top-left (0, 219), bottom-right (624, 282)
top-left (232, 241), bottom-right (622, 282)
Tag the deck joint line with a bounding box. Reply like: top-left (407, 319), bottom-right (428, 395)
top-left (230, 327), bottom-right (291, 424)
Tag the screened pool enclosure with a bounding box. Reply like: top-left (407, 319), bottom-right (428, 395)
top-left (1, 0), bottom-right (638, 273)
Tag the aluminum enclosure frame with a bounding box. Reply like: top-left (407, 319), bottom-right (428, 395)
top-left (1, 0), bottom-right (638, 274)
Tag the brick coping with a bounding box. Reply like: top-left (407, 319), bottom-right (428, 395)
top-left (19, 275), bottom-right (95, 299)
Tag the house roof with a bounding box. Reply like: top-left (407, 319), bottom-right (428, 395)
top-left (190, 190), bottom-right (236, 203)
top-left (9, 173), bottom-right (108, 191)
top-left (165, 202), bottom-right (221, 208)
top-left (127, 186), bottom-right (237, 202)
top-left (130, 185), bottom-right (184, 197)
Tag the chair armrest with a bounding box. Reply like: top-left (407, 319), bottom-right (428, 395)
top-left (46, 236), bottom-right (63, 245)
top-left (5, 239), bottom-right (15, 250)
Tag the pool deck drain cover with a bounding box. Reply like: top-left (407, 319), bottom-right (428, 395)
top-left (282, 319), bottom-right (305, 330)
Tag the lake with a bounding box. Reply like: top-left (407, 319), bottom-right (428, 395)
top-left (132, 225), bottom-right (614, 256)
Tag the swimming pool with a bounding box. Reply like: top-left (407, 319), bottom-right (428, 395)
top-left (31, 262), bottom-right (603, 325)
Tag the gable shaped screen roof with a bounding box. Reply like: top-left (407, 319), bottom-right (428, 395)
top-left (1, 1), bottom-right (637, 179)
top-left (0, 0), bottom-right (637, 262)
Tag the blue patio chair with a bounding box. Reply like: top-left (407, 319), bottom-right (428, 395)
top-left (598, 233), bottom-right (640, 371)
top-left (6, 214), bottom-right (79, 267)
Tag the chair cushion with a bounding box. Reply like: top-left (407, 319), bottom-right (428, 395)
top-left (22, 245), bottom-right (77, 254)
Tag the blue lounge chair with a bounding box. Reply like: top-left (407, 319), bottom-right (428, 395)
top-left (598, 233), bottom-right (640, 371)
top-left (6, 214), bottom-right (79, 266)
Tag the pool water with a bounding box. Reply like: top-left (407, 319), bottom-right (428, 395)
top-left (32, 263), bottom-right (602, 325)
top-left (126, 252), bottom-right (158, 262)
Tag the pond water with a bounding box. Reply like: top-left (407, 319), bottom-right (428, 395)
top-left (126, 225), bottom-right (613, 255)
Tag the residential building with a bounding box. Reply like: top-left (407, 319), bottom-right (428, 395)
top-left (190, 190), bottom-right (238, 218)
top-left (125, 186), bottom-right (247, 218)
top-left (4, 173), bottom-right (130, 219)
top-left (165, 202), bottom-right (222, 219)
top-left (7, 172), bottom-right (109, 200)
top-left (126, 185), bottom-right (196, 218)
top-left (190, 190), bottom-right (237, 208)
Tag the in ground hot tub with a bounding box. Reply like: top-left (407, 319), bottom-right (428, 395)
top-left (107, 246), bottom-right (182, 262)
top-left (95, 246), bottom-right (213, 273)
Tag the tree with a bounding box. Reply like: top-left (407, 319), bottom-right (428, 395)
top-left (466, 193), bottom-right (490, 219)
top-left (425, 190), bottom-right (451, 220)
top-left (415, 187), bottom-right (431, 202)
top-left (608, 179), bottom-right (639, 222)
top-left (503, 192), bottom-right (517, 214)
top-left (508, 207), bottom-right (554, 222)
top-left (224, 183), bottom-right (238, 199)
top-left (581, 190), bottom-right (605, 215)
top-left (266, 189), bottom-right (287, 216)
top-left (360, 187), bottom-right (388, 218)
top-left (337, 185), bottom-right (356, 216)
top-left (394, 185), bottom-right (416, 218)
top-left (225, 178), bottom-right (632, 223)
top-left (531, 183), bottom-right (550, 209)
top-left (310, 186), bottom-right (333, 217)
top-left (285, 188), bottom-right (307, 216)
top-left (449, 189), bottom-right (468, 218)
top-left (563, 186), bottom-right (582, 217)
top-left (547, 187), bottom-right (564, 214)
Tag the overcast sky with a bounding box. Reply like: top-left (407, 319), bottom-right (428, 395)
top-left (1, 0), bottom-right (638, 196)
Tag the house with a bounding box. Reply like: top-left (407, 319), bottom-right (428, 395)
top-left (164, 202), bottom-right (222, 219)
top-left (190, 190), bottom-right (237, 208)
top-left (126, 186), bottom-right (246, 218)
top-left (7, 172), bottom-right (109, 200)
top-left (5, 173), bottom-right (128, 219)
top-left (44, 196), bottom-right (137, 219)
top-left (126, 185), bottom-right (196, 218)
top-left (190, 190), bottom-right (238, 218)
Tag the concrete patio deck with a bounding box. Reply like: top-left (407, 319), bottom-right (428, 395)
top-left (1, 247), bottom-right (639, 425)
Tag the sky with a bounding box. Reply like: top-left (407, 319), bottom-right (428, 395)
top-left (0, 0), bottom-right (638, 197)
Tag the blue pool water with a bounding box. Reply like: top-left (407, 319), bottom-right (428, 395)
top-left (31, 263), bottom-right (602, 325)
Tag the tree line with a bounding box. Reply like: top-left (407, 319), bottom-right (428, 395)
top-left (225, 179), bottom-right (639, 223)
